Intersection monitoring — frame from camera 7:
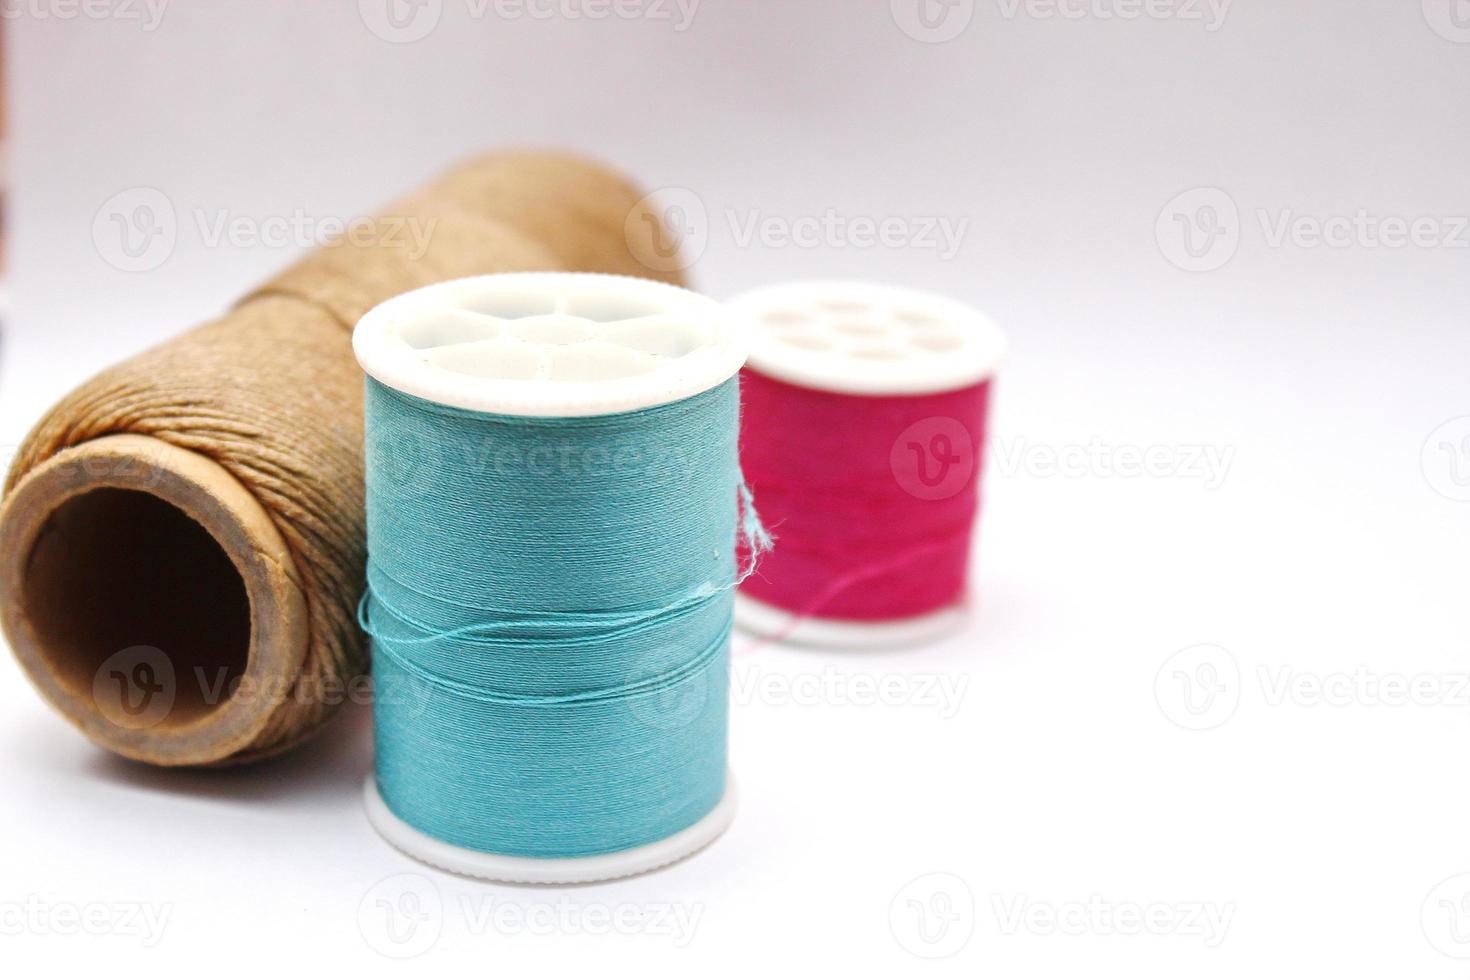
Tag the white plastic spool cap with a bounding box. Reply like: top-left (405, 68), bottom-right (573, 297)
top-left (726, 280), bottom-right (1006, 650)
top-left (353, 272), bottom-right (745, 883)
top-left (729, 279), bottom-right (1005, 397)
top-left (354, 272), bottom-right (747, 418)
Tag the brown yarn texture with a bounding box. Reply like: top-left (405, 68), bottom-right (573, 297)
top-left (2, 152), bottom-right (681, 763)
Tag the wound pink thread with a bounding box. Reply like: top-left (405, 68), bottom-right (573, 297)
top-left (737, 368), bottom-right (992, 623)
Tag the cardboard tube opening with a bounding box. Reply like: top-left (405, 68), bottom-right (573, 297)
top-left (0, 434), bottom-right (309, 765)
top-left (23, 487), bottom-right (251, 728)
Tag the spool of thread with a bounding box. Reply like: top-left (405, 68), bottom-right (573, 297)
top-left (0, 152), bottom-right (685, 766)
top-left (353, 272), bottom-right (754, 883)
top-left (729, 281), bottom-right (1005, 648)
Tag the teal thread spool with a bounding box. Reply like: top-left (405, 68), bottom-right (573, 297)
top-left (353, 273), bottom-right (752, 883)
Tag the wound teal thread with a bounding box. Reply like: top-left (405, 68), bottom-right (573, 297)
top-left (362, 375), bottom-right (763, 859)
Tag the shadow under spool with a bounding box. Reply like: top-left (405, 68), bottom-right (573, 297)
top-left (0, 152), bottom-right (684, 766)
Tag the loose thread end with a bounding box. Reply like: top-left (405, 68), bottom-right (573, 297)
top-left (735, 478), bottom-right (774, 586)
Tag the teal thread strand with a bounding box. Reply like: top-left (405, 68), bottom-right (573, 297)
top-left (363, 377), bottom-right (752, 859)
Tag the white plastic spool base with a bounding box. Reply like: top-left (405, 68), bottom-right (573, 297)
top-left (734, 593), bottom-right (968, 651)
top-left (726, 280), bottom-right (1006, 650)
top-left (353, 272), bottom-right (747, 883)
top-left (364, 775), bottom-right (739, 885)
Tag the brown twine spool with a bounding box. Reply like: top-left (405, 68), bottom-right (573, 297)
top-left (0, 152), bottom-right (684, 767)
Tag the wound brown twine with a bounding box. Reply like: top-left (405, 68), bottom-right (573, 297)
top-left (0, 152), bottom-right (683, 767)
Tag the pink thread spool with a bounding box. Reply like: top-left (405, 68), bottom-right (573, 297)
top-left (729, 282), bottom-right (1006, 648)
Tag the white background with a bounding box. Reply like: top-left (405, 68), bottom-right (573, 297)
top-left (2, 1), bottom-right (1469, 975)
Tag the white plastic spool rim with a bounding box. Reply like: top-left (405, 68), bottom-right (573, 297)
top-left (727, 279), bottom-right (1006, 397)
top-left (728, 280), bottom-right (1005, 649)
top-left (354, 272), bottom-right (744, 882)
top-left (363, 775), bottom-right (739, 885)
top-left (353, 272), bottom-right (747, 417)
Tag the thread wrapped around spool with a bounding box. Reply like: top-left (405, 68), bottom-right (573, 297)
top-left (0, 152), bottom-right (685, 766)
top-left (353, 272), bottom-right (756, 883)
top-left (729, 280), bottom-right (1006, 648)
